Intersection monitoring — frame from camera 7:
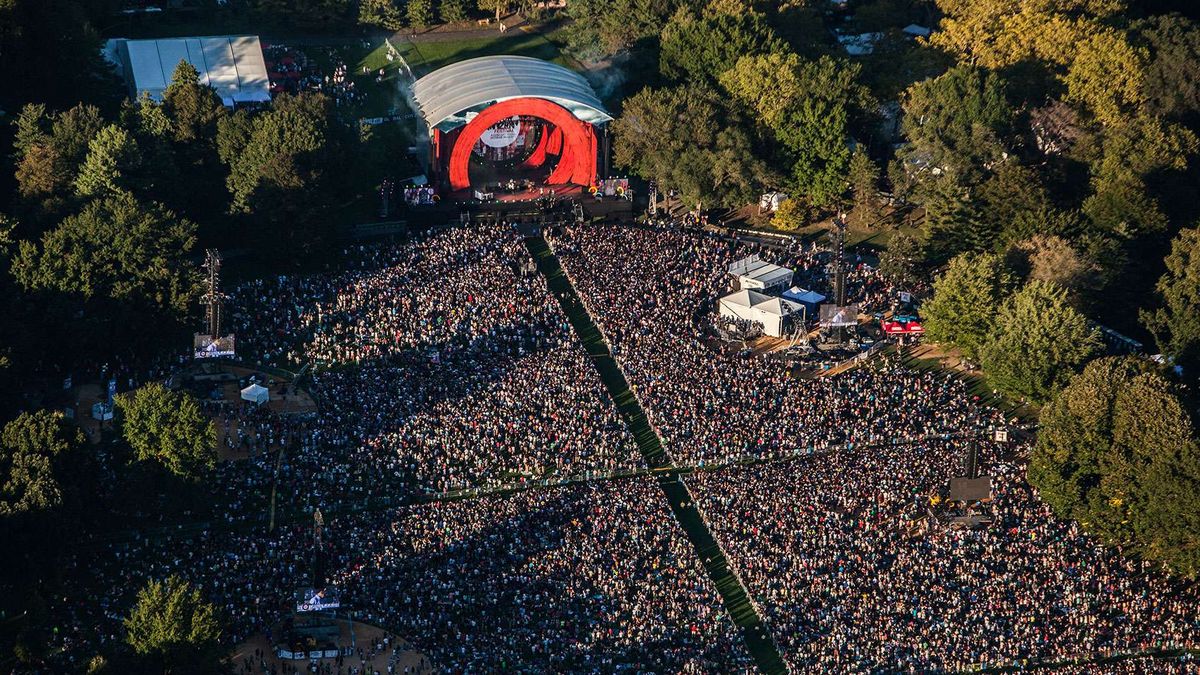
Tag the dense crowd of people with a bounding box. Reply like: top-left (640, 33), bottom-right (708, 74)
top-left (228, 223), bottom-right (640, 500)
top-left (49, 479), bottom-right (750, 673)
top-left (550, 222), bottom-right (985, 465)
top-left (690, 446), bottom-right (1200, 671)
top-left (39, 220), bottom-right (1200, 673)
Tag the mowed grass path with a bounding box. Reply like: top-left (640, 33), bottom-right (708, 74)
top-left (525, 235), bottom-right (788, 675)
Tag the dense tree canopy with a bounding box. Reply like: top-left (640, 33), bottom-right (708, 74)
top-left (1142, 226), bottom-right (1200, 377)
top-left (900, 65), bottom-right (1014, 181)
top-left (1031, 357), bottom-right (1200, 577)
top-left (659, 7), bottom-right (786, 83)
top-left (929, 0), bottom-right (1126, 70)
top-left (565, 0), bottom-right (681, 59)
top-left (12, 193), bottom-right (199, 318)
top-left (116, 384), bottom-right (216, 481)
top-left (920, 252), bottom-right (1013, 360)
top-left (613, 84), bottom-right (772, 208)
top-left (980, 280), bottom-right (1101, 403)
top-left (720, 53), bottom-right (872, 207)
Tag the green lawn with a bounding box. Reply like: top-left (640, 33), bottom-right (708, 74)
top-left (394, 30), bottom-right (572, 78)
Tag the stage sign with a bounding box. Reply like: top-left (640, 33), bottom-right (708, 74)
top-left (820, 304), bottom-right (859, 328)
top-left (480, 116), bottom-right (521, 148)
top-left (296, 588), bottom-right (340, 613)
top-left (194, 333), bottom-right (236, 359)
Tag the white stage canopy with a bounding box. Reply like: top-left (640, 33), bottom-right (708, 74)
top-left (114, 35), bottom-right (270, 107)
top-left (728, 255), bottom-right (794, 293)
top-left (718, 289), bottom-right (803, 338)
top-left (240, 383), bottom-right (269, 405)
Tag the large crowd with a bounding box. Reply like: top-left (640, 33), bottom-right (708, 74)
top-left (39, 220), bottom-right (1200, 673)
top-left (550, 222), bottom-right (988, 465)
top-left (48, 478), bottom-right (750, 673)
top-left (228, 223), bottom-right (640, 502)
top-left (690, 446), bottom-right (1200, 672)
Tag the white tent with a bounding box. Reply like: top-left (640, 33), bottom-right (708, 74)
top-left (718, 289), bottom-right (804, 337)
top-left (113, 35), bottom-right (271, 107)
top-left (728, 255), bottom-right (794, 293)
top-left (240, 383), bottom-right (269, 405)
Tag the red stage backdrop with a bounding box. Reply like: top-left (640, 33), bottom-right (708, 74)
top-left (446, 97), bottom-right (597, 191)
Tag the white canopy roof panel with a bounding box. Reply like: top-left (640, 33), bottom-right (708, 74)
top-left (411, 55), bottom-right (611, 131)
top-left (117, 35), bottom-right (271, 107)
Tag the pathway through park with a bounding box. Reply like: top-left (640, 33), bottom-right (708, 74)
top-left (523, 233), bottom-right (789, 675)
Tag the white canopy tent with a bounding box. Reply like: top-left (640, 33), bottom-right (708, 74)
top-left (240, 383), bottom-right (269, 405)
top-left (718, 289), bottom-right (804, 338)
top-left (112, 35), bottom-right (271, 107)
top-left (728, 255), bottom-right (794, 293)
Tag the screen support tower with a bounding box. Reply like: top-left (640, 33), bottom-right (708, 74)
top-left (832, 214), bottom-right (849, 344)
top-left (200, 249), bottom-right (225, 338)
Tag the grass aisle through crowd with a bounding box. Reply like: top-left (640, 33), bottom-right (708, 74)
top-left (524, 234), bottom-right (789, 675)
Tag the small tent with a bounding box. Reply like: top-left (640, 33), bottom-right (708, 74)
top-left (782, 286), bottom-right (826, 315)
top-left (718, 289), bottom-right (804, 337)
top-left (241, 383), bottom-right (269, 405)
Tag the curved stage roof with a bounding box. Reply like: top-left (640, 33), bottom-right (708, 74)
top-left (411, 55), bottom-right (611, 131)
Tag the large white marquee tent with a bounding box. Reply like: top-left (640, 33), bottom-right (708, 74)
top-left (718, 289), bottom-right (804, 338)
top-left (109, 35), bottom-right (271, 107)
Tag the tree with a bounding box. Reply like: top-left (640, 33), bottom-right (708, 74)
top-left (477, 0), bottom-right (507, 22)
top-left (12, 193), bottom-right (199, 317)
top-left (1004, 235), bottom-right (1100, 308)
top-left (1031, 357), bottom-right (1200, 577)
top-left (614, 84), bottom-right (771, 208)
top-left (921, 251), bottom-right (1012, 360)
top-left (771, 198), bottom-right (808, 231)
top-left (73, 124), bottom-right (140, 198)
top-left (659, 8), bottom-right (785, 82)
top-left (15, 142), bottom-right (71, 203)
top-left (408, 0), bottom-right (434, 28)
top-left (919, 176), bottom-right (988, 263)
top-left (1082, 173), bottom-right (1168, 241)
top-left (11, 103), bottom-right (49, 161)
top-left (928, 0), bottom-right (1123, 70)
top-left (162, 61), bottom-right (225, 146)
top-left (900, 65), bottom-right (1014, 182)
top-left (49, 104), bottom-right (107, 170)
top-left (220, 93), bottom-right (347, 256)
top-left (125, 576), bottom-right (221, 667)
top-left (0, 411), bottom-right (83, 517)
top-left (720, 53), bottom-right (872, 207)
top-left (439, 0), bottom-right (469, 23)
top-left (980, 280), bottom-right (1101, 403)
top-left (847, 147), bottom-right (880, 225)
top-left (565, 0), bottom-right (682, 59)
top-left (975, 161), bottom-right (1053, 251)
top-left (1135, 14), bottom-right (1200, 122)
top-left (116, 384), bottom-right (216, 481)
top-left (1064, 29), bottom-right (1148, 128)
top-left (1142, 226), bottom-right (1200, 377)
top-left (223, 93), bottom-right (333, 213)
top-left (359, 0), bottom-right (405, 30)
top-left (879, 231), bottom-right (924, 289)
